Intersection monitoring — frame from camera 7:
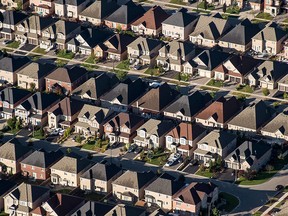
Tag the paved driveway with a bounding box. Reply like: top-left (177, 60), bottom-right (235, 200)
top-left (20, 44), bottom-right (37, 52)
top-left (123, 152), bottom-right (138, 160)
top-left (183, 164), bottom-right (199, 174)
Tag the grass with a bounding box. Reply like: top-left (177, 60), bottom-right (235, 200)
top-left (84, 192), bottom-right (105, 201)
top-left (85, 56), bottom-right (99, 64)
top-left (218, 192), bottom-right (239, 213)
top-left (141, 148), bottom-right (170, 166)
top-left (81, 63), bottom-right (99, 71)
top-left (33, 47), bottom-right (47, 54)
top-left (6, 41), bottom-right (20, 49)
top-left (32, 129), bottom-right (45, 140)
top-left (169, 0), bottom-right (186, 5)
top-left (192, 8), bottom-right (211, 14)
top-left (256, 12), bottom-right (273, 20)
top-left (0, 212), bottom-right (8, 216)
top-left (253, 211), bottom-right (262, 216)
top-left (56, 49), bottom-right (75, 59)
top-left (116, 60), bottom-right (130, 70)
top-left (200, 86), bottom-right (219, 92)
top-left (174, 73), bottom-right (191, 82)
top-left (251, 19), bottom-right (269, 24)
top-left (195, 169), bottom-right (213, 178)
top-left (207, 79), bottom-right (224, 88)
top-left (236, 84), bottom-right (254, 93)
top-left (145, 68), bottom-right (161, 76)
top-left (198, 1), bottom-right (215, 10)
top-left (55, 59), bottom-right (68, 67)
top-left (226, 6), bottom-right (240, 14)
top-left (6, 128), bottom-right (20, 135)
top-left (81, 139), bottom-right (109, 153)
top-left (28, 54), bottom-right (42, 61)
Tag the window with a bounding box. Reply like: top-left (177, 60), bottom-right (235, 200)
top-left (180, 138), bottom-right (186, 145)
top-left (166, 136), bottom-right (173, 142)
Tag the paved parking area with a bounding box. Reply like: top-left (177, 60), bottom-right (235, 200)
top-left (20, 44), bottom-right (37, 51)
top-left (183, 164), bottom-right (199, 174)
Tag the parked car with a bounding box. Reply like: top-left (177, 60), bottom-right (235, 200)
top-left (173, 153), bottom-right (181, 161)
top-left (2, 40), bottom-right (11, 45)
top-left (50, 129), bottom-right (59, 136)
top-left (165, 160), bottom-right (175, 167)
top-left (190, 159), bottom-right (198, 166)
top-left (275, 185), bottom-right (284, 191)
top-left (128, 144), bottom-right (137, 153)
top-left (134, 146), bottom-right (143, 154)
top-left (149, 81), bottom-right (161, 88)
top-left (133, 64), bottom-right (142, 70)
top-left (59, 129), bottom-right (65, 136)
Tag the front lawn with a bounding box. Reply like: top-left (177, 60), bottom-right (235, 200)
top-left (6, 41), bottom-right (20, 49)
top-left (81, 63), bottom-right (99, 71)
top-left (55, 59), bottom-right (68, 67)
top-left (256, 12), bottom-right (273, 20)
top-left (207, 79), bottom-right (224, 88)
top-left (85, 56), bottom-right (99, 64)
top-left (195, 169), bottom-right (214, 178)
top-left (140, 148), bottom-right (170, 166)
top-left (198, 1), bottom-right (215, 10)
top-left (174, 73), bottom-right (191, 82)
top-left (81, 139), bottom-right (109, 153)
top-left (33, 47), bottom-right (47, 54)
top-left (56, 50), bottom-right (75, 59)
top-left (116, 60), bottom-right (130, 70)
top-left (218, 192), bottom-right (239, 213)
top-left (145, 68), bottom-right (161, 76)
top-left (236, 84), bottom-right (254, 93)
top-left (226, 6), bottom-right (241, 14)
top-left (28, 54), bottom-right (42, 61)
top-left (170, 0), bottom-right (186, 5)
top-left (32, 128), bottom-right (45, 140)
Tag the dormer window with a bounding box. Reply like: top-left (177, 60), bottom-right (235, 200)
top-left (139, 130), bottom-right (146, 138)
top-left (166, 136), bottom-right (173, 143)
top-left (180, 138), bottom-right (186, 145)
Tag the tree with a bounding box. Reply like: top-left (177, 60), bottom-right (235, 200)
top-left (7, 117), bottom-right (17, 130)
top-left (116, 70), bottom-right (128, 81)
top-left (16, 0), bottom-right (23, 10)
top-left (262, 88), bottom-right (270, 96)
top-left (15, 118), bottom-right (22, 130)
top-left (212, 207), bottom-right (220, 216)
top-left (204, 0), bottom-right (208, 10)
top-left (283, 92), bottom-right (288, 100)
top-left (244, 168), bottom-right (257, 180)
top-left (223, 3), bottom-right (227, 13)
top-left (265, 164), bottom-right (274, 173)
top-left (75, 135), bottom-right (82, 143)
top-left (64, 127), bottom-right (72, 137)
top-left (29, 83), bottom-right (36, 91)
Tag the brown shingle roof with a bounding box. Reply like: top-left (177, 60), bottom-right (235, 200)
top-left (167, 122), bottom-right (206, 141)
top-left (46, 66), bottom-right (87, 83)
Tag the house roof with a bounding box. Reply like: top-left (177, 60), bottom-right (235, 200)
top-left (106, 204), bottom-right (146, 216)
top-left (127, 36), bottom-right (163, 52)
top-left (54, 20), bottom-right (80, 36)
top-left (46, 66), bottom-right (87, 83)
top-left (0, 180), bottom-right (17, 197)
top-left (173, 183), bottom-right (202, 205)
top-left (80, 0), bottom-right (119, 19)
top-left (0, 56), bottom-right (30, 72)
top-left (196, 96), bottom-right (241, 124)
top-left (20, 149), bottom-right (63, 168)
top-left (54, 0), bottom-right (87, 6)
top-left (1, 10), bottom-right (28, 25)
top-left (137, 119), bottom-right (175, 137)
top-left (0, 87), bottom-right (31, 105)
top-left (21, 15), bottom-right (55, 31)
top-left (166, 122), bottom-right (206, 141)
top-left (162, 8), bottom-right (198, 27)
top-left (81, 163), bottom-right (121, 181)
top-left (131, 5), bottom-right (169, 30)
top-left (77, 104), bottom-right (112, 124)
top-left (0, 138), bottom-right (31, 161)
top-left (71, 201), bottom-right (114, 216)
top-left (18, 62), bottom-right (56, 79)
top-left (105, 0), bottom-right (145, 24)
top-left (228, 100), bottom-right (275, 130)
top-left (113, 170), bottom-right (155, 189)
top-left (105, 112), bottom-right (144, 129)
top-left (261, 112), bottom-right (288, 136)
top-left (252, 22), bottom-right (287, 42)
top-left (197, 130), bottom-right (237, 149)
top-left (48, 97), bottom-right (85, 117)
top-left (100, 33), bottom-right (136, 54)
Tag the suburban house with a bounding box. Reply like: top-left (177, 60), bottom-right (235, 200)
top-left (15, 92), bottom-right (60, 126)
top-left (0, 56), bottom-right (30, 85)
top-left (72, 73), bottom-right (119, 104)
top-left (74, 104), bottom-right (113, 137)
top-left (70, 201), bottom-right (114, 216)
top-left (104, 204), bottom-right (146, 216)
top-left (47, 97), bottom-right (85, 129)
top-left (249, 0), bottom-right (264, 11)
top-left (189, 14), bottom-right (233, 48)
top-left (213, 55), bottom-right (262, 84)
top-left (161, 8), bottom-right (198, 40)
top-left (3, 183), bottom-right (50, 215)
top-left (264, 0), bottom-right (282, 16)
top-left (133, 119), bottom-right (175, 148)
top-left (247, 60), bottom-right (288, 89)
top-left (225, 140), bottom-right (272, 171)
top-left (17, 62), bottom-right (56, 90)
top-left (54, 0), bottom-right (90, 18)
top-left (195, 96), bottom-right (242, 129)
top-left (94, 34), bottom-right (136, 61)
top-left (0, 180), bottom-right (17, 212)
top-left (194, 130), bottom-right (237, 164)
top-left (156, 41), bottom-right (196, 72)
top-left (228, 100), bottom-right (276, 134)
top-left (104, 0), bottom-right (145, 31)
top-left (29, 0), bottom-right (55, 16)
top-left (145, 173), bottom-right (184, 210)
top-left (80, 162), bottom-right (122, 194)
top-left (104, 112), bottom-right (145, 144)
top-left (164, 91), bottom-right (212, 122)
top-left (20, 149), bottom-right (64, 180)
top-left (1, 0), bottom-right (29, 10)
top-left (50, 153), bottom-right (91, 187)
top-left (112, 170), bottom-right (156, 203)
top-left (0, 87), bottom-right (32, 119)
top-left (131, 5), bottom-right (169, 36)
top-left (79, 0), bottom-right (119, 26)
top-left (132, 82), bottom-right (179, 118)
top-left (45, 66), bottom-right (88, 95)
top-left (165, 122), bottom-right (206, 156)
top-left (252, 22), bottom-right (287, 55)
top-left (101, 78), bottom-right (148, 112)
top-left (278, 73), bottom-right (288, 92)
top-left (0, 139), bottom-right (32, 175)
top-left (219, 19), bottom-right (262, 52)
top-left (127, 37), bottom-right (163, 67)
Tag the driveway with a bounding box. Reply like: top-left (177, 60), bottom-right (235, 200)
top-left (217, 168), bottom-right (236, 183)
top-left (20, 44), bottom-right (37, 52)
top-left (17, 128), bottom-right (31, 137)
top-left (123, 152), bottom-right (138, 160)
top-left (183, 164), bottom-right (199, 174)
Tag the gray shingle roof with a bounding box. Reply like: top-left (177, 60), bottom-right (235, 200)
top-left (261, 112), bottom-right (288, 136)
top-left (136, 119), bottom-right (175, 137)
top-left (0, 87), bottom-right (31, 105)
top-left (80, 0), bottom-right (119, 19)
top-left (252, 22), bottom-right (287, 42)
top-left (162, 10), bottom-right (197, 27)
top-left (77, 104), bottom-right (112, 123)
top-left (197, 130), bottom-right (237, 149)
top-left (81, 163), bottom-right (121, 181)
top-left (46, 66), bottom-right (87, 83)
top-left (1, 10), bottom-right (28, 25)
top-left (18, 62), bottom-right (56, 79)
top-left (0, 56), bottom-right (30, 72)
top-left (0, 138), bottom-right (31, 161)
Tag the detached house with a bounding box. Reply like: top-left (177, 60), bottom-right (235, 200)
top-left (195, 96), bottom-right (242, 129)
top-left (70, 201), bottom-right (114, 216)
top-left (1, 0), bottom-right (29, 10)
top-left (131, 5), bottom-right (169, 36)
top-left (30, 0), bottom-right (55, 16)
top-left (0, 180), bottom-right (17, 212)
top-left (194, 130), bottom-right (237, 164)
top-left (264, 0), bottom-right (282, 16)
top-left (54, 0), bottom-right (90, 18)
top-left (249, 0), bottom-right (263, 11)
top-left (278, 74), bottom-right (288, 92)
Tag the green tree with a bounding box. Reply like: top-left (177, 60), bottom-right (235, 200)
top-left (16, 0), bottom-right (23, 10)
top-left (75, 135), bottom-right (82, 143)
top-left (29, 83), bottom-right (36, 91)
top-left (204, 0), bottom-right (208, 10)
top-left (212, 207), bottom-right (220, 216)
top-left (64, 127), bottom-right (72, 137)
top-left (7, 117), bottom-right (17, 130)
top-left (283, 92), bottom-right (288, 99)
top-left (15, 118), bottom-right (22, 130)
top-left (116, 70), bottom-right (128, 81)
top-left (223, 3), bottom-right (227, 13)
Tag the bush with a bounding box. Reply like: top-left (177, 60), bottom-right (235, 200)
top-left (262, 88), bottom-right (270, 96)
top-left (75, 135), bottom-right (82, 143)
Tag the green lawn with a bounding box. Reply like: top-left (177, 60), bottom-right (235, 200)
top-left (218, 192), bottom-right (239, 213)
top-left (145, 68), bottom-right (161, 76)
top-left (28, 54), bottom-right (42, 61)
top-left (198, 1), bottom-right (215, 10)
top-left (55, 59), bottom-right (68, 67)
top-left (169, 0), bottom-right (186, 5)
top-left (251, 19), bottom-right (269, 24)
top-left (195, 169), bottom-right (213, 178)
top-left (81, 63), bottom-right (99, 71)
top-left (33, 47), bottom-right (47, 54)
top-left (81, 139), bottom-right (109, 153)
top-left (85, 56), bottom-right (99, 64)
top-left (236, 84), bottom-right (254, 93)
top-left (32, 129), bottom-right (45, 140)
top-left (256, 12), bottom-right (273, 20)
top-left (56, 50), bottom-right (75, 59)
top-left (225, 6), bottom-right (240, 14)
top-left (6, 41), bottom-right (20, 49)
top-left (207, 79), bottom-right (224, 88)
top-left (0, 212), bottom-right (8, 216)
top-left (116, 60), bottom-right (130, 70)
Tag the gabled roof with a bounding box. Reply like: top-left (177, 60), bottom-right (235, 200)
top-left (0, 56), bottom-right (30, 72)
top-left (167, 122), bottom-right (206, 141)
top-left (228, 100), bottom-right (275, 130)
top-left (105, 112), bottom-right (144, 129)
top-left (173, 183), bottom-right (202, 205)
top-left (106, 204), bottom-right (146, 216)
top-left (100, 33), bottom-right (136, 54)
top-left (80, 0), bottom-right (119, 19)
top-left (162, 8), bottom-right (198, 27)
top-left (81, 163), bottom-right (121, 181)
top-left (1, 10), bottom-right (28, 25)
top-left (164, 90), bottom-right (212, 117)
top-left (127, 36), bottom-right (163, 52)
top-left (197, 130), bottom-right (237, 149)
top-left (0, 87), bottom-right (31, 105)
top-left (252, 22), bottom-right (287, 42)
top-left (20, 149), bottom-right (63, 168)
top-left (46, 66), bottom-right (87, 83)
top-left (0, 180), bottom-right (17, 197)
top-left (261, 112), bottom-right (288, 136)
top-left (0, 138), bottom-right (31, 161)
top-left (21, 15), bottom-right (55, 31)
top-left (71, 201), bottom-right (114, 216)
top-left (48, 97), bottom-right (85, 117)
top-left (133, 82), bottom-right (179, 112)
top-left (18, 62), bottom-right (56, 79)
top-left (54, 0), bottom-right (87, 6)
top-left (131, 5), bottom-right (169, 30)
top-left (113, 170), bottom-right (156, 189)
top-left (77, 104), bottom-right (112, 123)
top-left (137, 119), bottom-right (175, 137)
top-left (105, 0), bottom-right (145, 24)
top-left (55, 20), bottom-right (80, 36)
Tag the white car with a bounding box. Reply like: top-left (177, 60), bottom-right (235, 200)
top-left (50, 130), bottom-right (59, 136)
top-left (149, 82), bottom-right (161, 88)
top-left (165, 160), bottom-right (175, 167)
top-left (173, 153), bottom-right (181, 160)
top-left (58, 129), bottom-right (65, 136)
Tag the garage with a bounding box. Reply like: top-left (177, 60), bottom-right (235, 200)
top-left (199, 69), bottom-right (212, 78)
top-left (28, 38), bottom-right (38, 45)
top-left (278, 85), bottom-right (288, 92)
top-left (230, 76), bottom-right (241, 83)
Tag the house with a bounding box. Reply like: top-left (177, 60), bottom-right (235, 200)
top-left (15, 92), bottom-right (61, 126)
top-left (94, 34), bottom-right (136, 61)
top-left (29, 0), bottom-right (55, 16)
top-left (145, 173), bottom-right (184, 210)
top-left (45, 66), bottom-right (88, 95)
top-left (0, 11), bottom-right (28, 40)
top-left (79, 0), bottom-right (119, 26)
top-left (0, 56), bottom-right (30, 85)
top-left (3, 183), bottom-right (50, 215)
top-left (1, 0), bottom-right (29, 10)
top-left (127, 37), bottom-right (163, 67)
top-left (17, 62), bottom-right (56, 90)
top-left (105, 204), bottom-right (146, 216)
top-left (67, 28), bottom-right (113, 55)
top-left (0, 87), bottom-right (32, 119)
top-left (213, 55), bottom-right (262, 84)
top-left (164, 90), bottom-right (212, 122)
top-left (104, 112), bottom-right (145, 143)
top-left (134, 119), bottom-right (175, 148)
top-left (264, 0), bottom-right (281, 16)
top-left (165, 122), bottom-right (207, 156)
top-left (252, 22), bottom-right (287, 55)
top-left (104, 0), bottom-right (145, 31)
top-left (228, 100), bottom-right (276, 134)
top-left (133, 82), bottom-right (180, 118)
top-left (74, 104), bottom-right (113, 137)
top-left (112, 170), bottom-right (156, 203)
top-left (70, 201), bottom-right (114, 216)
top-left (0, 139), bottom-right (33, 175)
top-left (131, 5), bottom-right (169, 36)
top-left (195, 96), bottom-right (242, 129)
top-left (261, 112), bottom-right (288, 142)
top-left (188, 49), bottom-right (230, 78)
top-left (101, 78), bottom-right (148, 112)
top-left (80, 162), bottom-right (122, 194)
top-left (20, 149), bottom-right (64, 180)
top-left (278, 74), bottom-right (288, 92)
top-left (249, 0), bottom-right (264, 11)
top-left (156, 41), bottom-right (196, 72)
top-left (194, 130), bottom-right (237, 164)
top-left (72, 73), bottom-right (118, 104)
top-left (247, 60), bottom-right (288, 89)
top-left (50, 152), bottom-right (91, 187)
top-left (54, 0), bottom-right (90, 18)
top-left (0, 180), bottom-right (17, 212)
top-left (189, 14), bottom-right (233, 48)
top-left (162, 8), bottom-right (198, 40)
top-left (225, 140), bottom-right (272, 171)
top-left (219, 19), bottom-right (262, 52)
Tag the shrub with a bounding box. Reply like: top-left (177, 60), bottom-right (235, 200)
top-left (262, 88), bottom-right (270, 96)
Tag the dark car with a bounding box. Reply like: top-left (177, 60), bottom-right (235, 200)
top-left (111, 142), bottom-right (121, 149)
top-left (275, 185), bottom-right (284, 191)
top-left (128, 144), bottom-right (137, 153)
top-left (190, 159), bottom-right (198, 166)
top-left (134, 146), bottom-right (143, 154)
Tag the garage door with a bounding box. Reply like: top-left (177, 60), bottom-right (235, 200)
top-left (28, 38), bottom-right (38, 45)
top-left (279, 85), bottom-right (287, 92)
